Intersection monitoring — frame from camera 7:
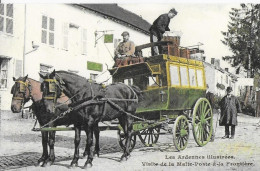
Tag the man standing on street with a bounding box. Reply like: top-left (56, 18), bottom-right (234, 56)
top-left (219, 86), bottom-right (242, 139)
top-left (149, 8), bottom-right (178, 56)
top-left (114, 31), bottom-right (135, 67)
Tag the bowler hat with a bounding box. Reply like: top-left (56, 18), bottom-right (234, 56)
top-left (169, 8), bottom-right (178, 15)
top-left (121, 31), bottom-right (129, 36)
top-left (227, 86), bottom-right (232, 92)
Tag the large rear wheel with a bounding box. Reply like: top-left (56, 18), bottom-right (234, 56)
top-left (192, 98), bottom-right (213, 146)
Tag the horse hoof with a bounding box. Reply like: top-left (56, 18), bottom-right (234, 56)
top-left (46, 161), bottom-right (53, 167)
top-left (37, 161), bottom-right (44, 167)
top-left (41, 162), bottom-right (47, 167)
top-left (84, 163), bottom-right (93, 169)
top-left (120, 157), bottom-right (127, 162)
top-left (70, 163), bottom-right (78, 168)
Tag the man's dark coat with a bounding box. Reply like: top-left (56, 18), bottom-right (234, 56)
top-left (219, 95), bottom-right (242, 126)
top-left (149, 14), bottom-right (170, 40)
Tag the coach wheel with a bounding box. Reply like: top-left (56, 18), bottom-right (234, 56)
top-left (173, 115), bottom-right (189, 151)
top-left (138, 127), bottom-right (160, 147)
top-left (192, 98), bottom-right (213, 147)
top-left (117, 130), bottom-right (136, 152)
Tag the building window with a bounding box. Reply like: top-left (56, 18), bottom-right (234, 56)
top-left (0, 58), bottom-right (9, 89)
top-left (39, 63), bottom-right (53, 81)
top-left (41, 15), bottom-right (55, 46)
top-left (81, 28), bottom-right (87, 54)
top-left (0, 4), bottom-right (13, 34)
top-left (90, 73), bottom-right (98, 81)
top-left (62, 23), bottom-right (69, 50)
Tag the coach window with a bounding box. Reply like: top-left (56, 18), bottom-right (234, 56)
top-left (180, 66), bottom-right (189, 87)
top-left (196, 69), bottom-right (204, 87)
top-left (169, 65), bottom-right (180, 86)
top-left (189, 68), bottom-right (196, 87)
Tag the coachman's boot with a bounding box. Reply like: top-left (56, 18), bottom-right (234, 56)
top-left (230, 135), bottom-right (234, 139)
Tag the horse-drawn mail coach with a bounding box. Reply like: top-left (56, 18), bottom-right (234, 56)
top-left (109, 41), bottom-right (213, 151)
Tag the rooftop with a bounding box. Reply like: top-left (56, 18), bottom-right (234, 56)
top-left (75, 4), bottom-right (151, 35)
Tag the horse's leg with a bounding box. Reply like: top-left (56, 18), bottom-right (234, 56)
top-left (84, 118), bottom-right (95, 168)
top-left (70, 125), bottom-right (81, 167)
top-left (47, 131), bottom-right (56, 166)
top-left (83, 123), bottom-right (100, 157)
top-left (119, 115), bottom-right (134, 161)
top-left (38, 131), bottom-right (48, 166)
top-left (83, 126), bottom-right (88, 157)
top-left (93, 123), bottom-right (100, 157)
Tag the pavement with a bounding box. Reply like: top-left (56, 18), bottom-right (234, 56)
top-left (1, 110), bottom-right (260, 171)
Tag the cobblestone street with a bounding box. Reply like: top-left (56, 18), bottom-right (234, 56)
top-left (1, 110), bottom-right (260, 171)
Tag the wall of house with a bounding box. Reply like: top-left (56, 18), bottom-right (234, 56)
top-left (0, 4), bottom-right (25, 110)
top-left (204, 62), bottom-right (236, 97)
top-left (24, 4), bottom-right (150, 82)
top-left (0, 4), bottom-right (150, 110)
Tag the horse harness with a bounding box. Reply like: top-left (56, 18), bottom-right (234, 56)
top-left (37, 78), bottom-right (152, 130)
top-left (12, 80), bottom-right (32, 106)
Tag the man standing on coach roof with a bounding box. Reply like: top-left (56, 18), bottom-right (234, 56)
top-left (219, 86), bottom-right (242, 139)
top-left (149, 8), bottom-right (178, 56)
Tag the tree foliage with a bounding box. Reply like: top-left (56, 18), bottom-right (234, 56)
top-left (221, 4), bottom-right (260, 77)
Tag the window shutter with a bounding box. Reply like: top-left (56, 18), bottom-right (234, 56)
top-left (15, 60), bottom-right (22, 78)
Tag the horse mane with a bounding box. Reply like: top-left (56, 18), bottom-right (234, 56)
top-left (56, 70), bottom-right (103, 86)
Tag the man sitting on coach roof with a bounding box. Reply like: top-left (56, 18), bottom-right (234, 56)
top-left (114, 31), bottom-right (136, 67)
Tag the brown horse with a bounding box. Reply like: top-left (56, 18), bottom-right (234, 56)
top-left (39, 70), bottom-right (142, 168)
top-left (10, 75), bottom-right (99, 167)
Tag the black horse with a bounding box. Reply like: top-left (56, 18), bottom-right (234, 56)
top-left (10, 75), bottom-right (99, 167)
top-left (39, 70), bottom-right (142, 168)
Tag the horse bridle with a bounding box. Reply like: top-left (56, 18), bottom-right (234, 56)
top-left (12, 80), bottom-right (31, 107)
top-left (42, 78), bottom-right (61, 103)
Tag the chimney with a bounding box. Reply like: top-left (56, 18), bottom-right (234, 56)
top-left (225, 68), bottom-right (229, 72)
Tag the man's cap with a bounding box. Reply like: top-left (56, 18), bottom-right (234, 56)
top-left (169, 8), bottom-right (178, 15)
top-left (227, 86), bottom-right (233, 92)
top-left (121, 31), bottom-right (129, 36)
